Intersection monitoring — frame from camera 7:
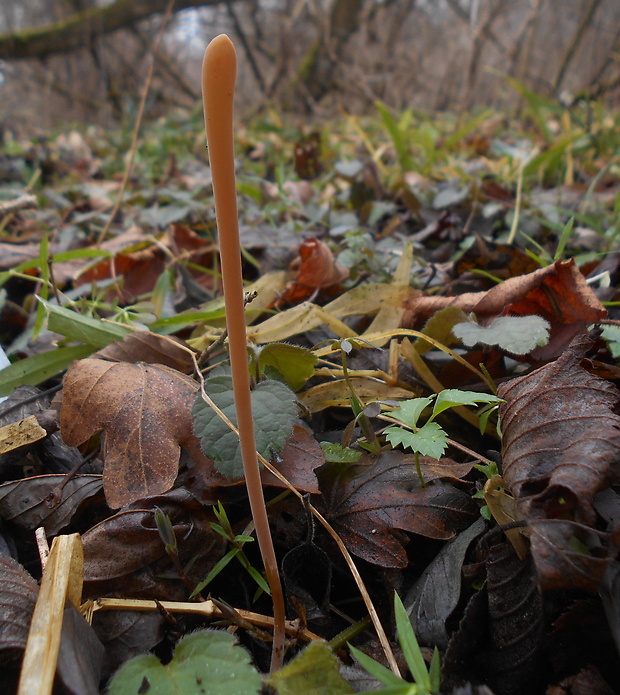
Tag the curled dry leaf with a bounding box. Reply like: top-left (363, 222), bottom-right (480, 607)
top-left (60, 358), bottom-right (199, 509)
top-left (498, 335), bottom-right (620, 591)
top-left (403, 259), bottom-right (606, 359)
top-left (317, 451), bottom-right (477, 568)
top-left (275, 237), bottom-right (349, 308)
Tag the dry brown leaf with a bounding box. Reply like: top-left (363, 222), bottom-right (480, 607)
top-left (275, 237), bottom-right (349, 308)
top-left (317, 451), bottom-right (477, 568)
top-left (402, 260), bottom-right (606, 359)
top-left (498, 335), bottom-right (620, 590)
top-left (60, 359), bottom-right (199, 508)
top-left (96, 331), bottom-right (197, 373)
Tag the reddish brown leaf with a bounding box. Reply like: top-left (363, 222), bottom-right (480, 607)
top-left (317, 451), bottom-right (477, 568)
top-left (260, 424), bottom-right (325, 493)
top-left (275, 237), bottom-right (349, 307)
top-left (498, 335), bottom-right (620, 590)
top-left (60, 358), bottom-right (199, 508)
top-left (403, 260), bottom-right (606, 358)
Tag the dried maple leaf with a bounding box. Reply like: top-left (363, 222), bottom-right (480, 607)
top-left (60, 358), bottom-right (199, 508)
top-left (403, 260), bottom-right (606, 359)
top-left (316, 451), bottom-right (477, 568)
top-left (498, 335), bottom-right (620, 591)
top-left (275, 237), bottom-right (349, 308)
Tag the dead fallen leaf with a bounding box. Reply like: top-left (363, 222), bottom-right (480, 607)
top-left (96, 331), bottom-right (197, 373)
top-left (260, 425), bottom-right (325, 493)
top-left (403, 260), bottom-right (606, 359)
top-left (316, 451), bottom-right (477, 568)
top-left (0, 474), bottom-right (103, 536)
top-left (498, 334), bottom-right (620, 590)
top-left (275, 237), bottom-right (349, 308)
top-left (82, 488), bottom-right (225, 600)
top-left (60, 358), bottom-right (199, 508)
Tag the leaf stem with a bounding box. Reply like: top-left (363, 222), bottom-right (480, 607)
top-left (202, 34), bottom-right (285, 672)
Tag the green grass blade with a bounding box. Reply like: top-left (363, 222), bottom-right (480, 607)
top-left (394, 592), bottom-right (429, 689)
top-left (0, 344), bottom-right (94, 395)
top-left (348, 644), bottom-right (404, 688)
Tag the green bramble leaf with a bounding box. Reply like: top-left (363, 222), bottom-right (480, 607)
top-left (257, 342), bottom-right (318, 391)
top-left (431, 389), bottom-right (503, 419)
top-left (192, 375), bottom-right (297, 478)
top-left (384, 422), bottom-right (448, 459)
top-left (264, 641), bottom-right (354, 694)
top-left (107, 629), bottom-right (261, 695)
top-left (320, 442), bottom-right (363, 463)
top-left (389, 396), bottom-right (435, 429)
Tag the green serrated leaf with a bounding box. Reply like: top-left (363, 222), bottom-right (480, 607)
top-left (265, 641), bottom-right (354, 695)
top-left (257, 342), bottom-right (317, 391)
top-left (452, 315), bottom-right (550, 355)
top-left (108, 630), bottom-right (261, 695)
top-left (192, 376), bottom-right (297, 478)
top-left (431, 389), bottom-right (503, 419)
top-left (384, 422), bottom-right (447, 459)
top-left (39, 297), bottom-right (134, 347)
top-left (389, 397), bottom-right (435, 429)
top-left (320, 442), bottom-right (363, 463)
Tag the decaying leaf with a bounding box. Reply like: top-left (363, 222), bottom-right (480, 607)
top-left (317, 451), bottom-right (477, 567)
top-left (96, 331), bottom-right (197, 373)
top-left (275, 237), bottom-right (349, 307)
top-left (60, 358), bottom-right (199, 508)
top-left (403, 260), bottom-right (606, 359)
top-left (0, 474), bottom-right (103, 536)
top-left (82, 488), bottom-right (226, 600)
top-left (498, 335), bottom-right (620, 590)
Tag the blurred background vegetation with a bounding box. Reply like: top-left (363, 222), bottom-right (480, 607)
top-left (0, 0), bottom-right (618, 131)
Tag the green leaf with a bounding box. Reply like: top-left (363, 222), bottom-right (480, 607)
top-left (452, 315), bottom-right (550, 355)
top-left (394, 593), bottom-right (429, 689)
top-left (384, 422), bottom-right (448, 460)
top-left (107, 629), bottom-right (261, 695)
top-left (265, 641), bottom-right (354, 694)
top-left (192, 376), bottom-right (297, 478)
top-left (431, 389), bottom-right (503, 419)
top-left (348, 644), bottom-right (404, 688)
top-left (257, 342), bottom-right (318, 391)
top-left (320, 442), bottom-right (363, 463)
top-left (0, 344), bottom-right (94, 396)
top-left (389, 397), bottom-right (435, 429)
top-left (39, 298), bottom-right (134, 347)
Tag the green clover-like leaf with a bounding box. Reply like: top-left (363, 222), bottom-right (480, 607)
top-left (389, 397), bottom-right (435, 429)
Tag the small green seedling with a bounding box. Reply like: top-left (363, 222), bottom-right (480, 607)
top-left (190, 501), bottom-right (270, 599)
top-left (349, 592), bottom-right (440, 695)
top-left (384, 389), bottom-right (503, 486)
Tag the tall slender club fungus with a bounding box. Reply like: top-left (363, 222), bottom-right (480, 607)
top-left (202, 34), bottom-right (285, 671)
